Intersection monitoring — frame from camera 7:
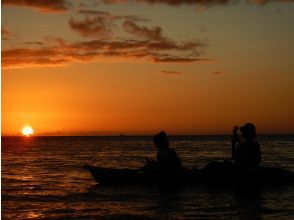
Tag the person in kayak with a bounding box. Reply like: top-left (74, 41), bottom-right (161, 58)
top-left (231, 123), bottom-right (261, 169)
top-left (154, 131), bottom-right (182, 173)
top-left (141, 131), bottom-right (182, 174)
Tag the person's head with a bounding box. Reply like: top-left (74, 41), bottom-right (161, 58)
top-left (240, 123), bottom-right (256, 139)
top-left (153, 131), bottom-right (169, 150)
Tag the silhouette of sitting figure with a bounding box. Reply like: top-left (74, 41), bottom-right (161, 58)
top-left (140, 131), bottom-right (182, 175)
top-left (232, 123), bottom-right (261, 169)
top-left (153, 131), bottom-right (182, 173)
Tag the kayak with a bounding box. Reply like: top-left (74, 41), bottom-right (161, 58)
top-left (84, 163), bottom-right (294, 186)
top-left (84, 164), bottom-right (201, 185)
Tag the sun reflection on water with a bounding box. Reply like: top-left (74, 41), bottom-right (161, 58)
top-left (27, 212), bottom-right (42, 219)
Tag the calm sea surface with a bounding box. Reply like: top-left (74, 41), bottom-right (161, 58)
top-left (2, 135), bottom-right (294, 219)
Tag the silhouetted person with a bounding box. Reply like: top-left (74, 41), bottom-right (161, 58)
top-left (153, 131), bottom-right (182, 173)
top-left (140, 131), bottom-right (182, 175)
top-left (232, 123), bottom-right (261, 169)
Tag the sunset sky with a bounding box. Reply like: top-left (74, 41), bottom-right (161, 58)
top-left (1, 0), bottom-right (294, 136)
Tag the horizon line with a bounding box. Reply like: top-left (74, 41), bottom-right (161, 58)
top-left (2, 133), bottom-right (294, 138)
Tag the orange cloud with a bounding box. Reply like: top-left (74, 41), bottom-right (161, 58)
top-left (2, 48), bottom-right (67, 68)
top-left (2, 0), bottom-right (70, 13)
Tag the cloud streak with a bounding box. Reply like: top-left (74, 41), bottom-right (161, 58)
top-left (161, 70), bottom-right (182, 74)
top-left (2, 0), bottom-right (70, 13)
top-left (212, 71), bottom-right (222, 74)
top-left (2, 37), bottom-right (211, 68)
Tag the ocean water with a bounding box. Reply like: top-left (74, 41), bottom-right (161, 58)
top-left (2, 135), bottom-right (294, 219)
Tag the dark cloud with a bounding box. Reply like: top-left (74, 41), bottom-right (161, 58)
top-left (2, 0), bottom-right (70, 13)
top-left (2, 37), bottom-right (209, 68)
top-left (69, 15), bottom-right (113, 38)
top-left (69, 11), bottom-right (148, 38)
top-left (71, 39), bottom-right (204, 62)
top-left (161, 70), bottom-right (182, 74)
top-left (72, 39), bottom-right (205, 61)
top-left (122, 20), bottom-right (167, 42)
top-left (154, 57), bottom-right (213, 63)
top-left (2, 7), bottom-right (210, 68)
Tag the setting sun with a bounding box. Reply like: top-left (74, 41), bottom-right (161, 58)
top-left (22, 126), bottom-right (34, 136)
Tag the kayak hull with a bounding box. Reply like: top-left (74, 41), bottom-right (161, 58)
top-left (84, 164), bottom-right (294, 186)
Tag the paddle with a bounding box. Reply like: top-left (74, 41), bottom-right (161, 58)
top-left (231, 126), bottom-right (240, 159)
